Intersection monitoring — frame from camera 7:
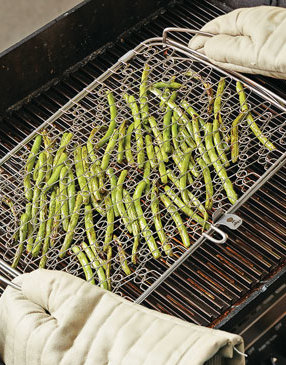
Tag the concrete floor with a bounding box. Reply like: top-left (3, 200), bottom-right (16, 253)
top-left (0, 0), bottom-right (82, 53)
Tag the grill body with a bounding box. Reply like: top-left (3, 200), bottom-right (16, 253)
top-left (0, 1), bottom-right (286, 363)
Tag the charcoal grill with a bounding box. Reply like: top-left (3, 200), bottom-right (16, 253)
top-left (0, 1), bottom-right (286, 363)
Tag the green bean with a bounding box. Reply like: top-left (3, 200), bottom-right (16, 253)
top-left (197, 158), bottom-right (213, 210)
top-left (231, 113), bottom-right (246, 163)
top-left (116, 169), bottom-right (132, 233)
top-left (205, 123), bottom-right (237, 204)
top-left (123, 94), bottom-right (145, 168)
top-left (53, 132), bottom-right (73, 168)
top-left (81, 242), bottom-right (108, 289)
top-left (123, 189), bottom-right (140, 264)
top-left (171, 115), bottom-right (180, 151)
top-left (96, 91), bottom-right (117, 148)
top-left (152, 81), bottom-right (182, 89)
top-left (26, 223), bottom-right (33, 254)
top-left (105, 245), bottom-right (112, 291)
top-left (106, 167), bottom-right (119, 217)
top-left (145, 134), bottom-right (157, 169)
top-left (82, 145), bottom-right (101, 207)
top-left (44, 152), bottom-right (68, 192)
top-left (12, 212), bottom-right (29, 268)
top-left (125, 122), bottom-right (135, 166)
top-left (192, 115), bottom-right (211, 165)
top-left (31, 151), bottom-right (47, 222)
top-left (59, 192), bottom-right (83, 258)
top-left (32, 191), bottom-right (47, 257)
top-left (163, 91), bottom-right (177, 154)
top-left (149, 87), bottom-right (195, 140)
top-left (117, 121), bottom-right (127, 163)
top-left (160, 193), bottom-right (190, 248)
top-left (74, 146), bottom-right (89, 204)
top-left (104, 195), bottom-right (114, 249)
top-left (39, 189), bottom-right (57, 268)
top-left (59, 166), bottom-right (69, 231)
top-left (26, 134), bottom-right (42, 173)
top-left (151, 184), bottom-right (173, 256)
top-left (143, 159), bottom-right (151, 193)
top-left (148, 116), bottom-right (168, 162)
top-left (87, 127), bottom-right (101, 163)
top-left (42, 130), bottom-right (53, 182)
top-left (72, 245), bottom-right (95, 285)
top-left (23, 175), bottom-right (33, 202)
top-left (160, 88), bottom-right (171, 110)
top-left (236, 81), bottom-right (276, 151)
top-left (2, 197), bottom-right (18, 242)
top-left (185, 71), bottom-right (214, 114)
top-left (213, 117), bottom-right (230, 167)
top-left (85, 204), bottom-right (99, 251)
top-left (214, 78), bottom-right (225, 119)
top-left (140, 64), bottom-right (150, 124)
top-left (50, 187), bottom-right (61, 247)
top-left (94, 164), bottom-right (105, 195)
top-left (89, 163), bottom-right (102, 202)
top-left (133, 181), bottom-right (161, 259)
top-left (164, 185), bottom-right (208, 229)
top-left (101, 129), bottom-right (119, 170)
top-left (154, 146), bottom-right (168, 184)
top-left (178, 151), bottom-right (193, 204)
top-left (181, 100), bottom-right (206, 129)
top-left (179, 127), bottom-right (196, 150)
top-left (33, 159), bottom-right (40, 181)
top-left (114, 235), bottom-right (132, 276)
top-left (67, 165), bottom-right (76, 213)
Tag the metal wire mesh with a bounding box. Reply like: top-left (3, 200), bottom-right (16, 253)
top-left (0, 39), bottom-right (286, 296)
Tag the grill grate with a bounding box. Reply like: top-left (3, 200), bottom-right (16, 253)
top-left (1, 38), bottom-right (286, 300)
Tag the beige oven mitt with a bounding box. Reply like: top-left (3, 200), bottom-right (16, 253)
top-left (0, 269), bottom-right (245, 365)
top-left (188, 6), bottom-right (286, 79)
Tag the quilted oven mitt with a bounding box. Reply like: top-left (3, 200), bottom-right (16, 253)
top-left (0, 269), bottom-right (245, 365)
top-left (188, 6), bottom-right (286, 79)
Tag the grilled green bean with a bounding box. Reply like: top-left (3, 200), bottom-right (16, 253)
top-left (143, 159), bottom-right (151, 193)
top-left (82, 146), bottom-right (101, 207)
top-left (133, 181), bottom-right (161, 259)
top-left (236, 81), bottom-right (275, 151)
top-left (101, 129), bottom-right (119, 170)
top-left (123, 94), bottom-right (145, 168)
top-left (114, 235), bottom-right (131, 276)
top-left (214, 78), bottom-right (225, 119)
top-left (140, 64), bottom-right (150, 124)
top-left (85, 204), bottom-right (99, 250)
top-left (53, 132), bottom-right (73, 168)
top-left (153, 81), bottom-right (182, 89)
top-left (72, 245), bottom-right (95, 285)
top-left (2, 197), bottom-right (18, 243)
top-left (117, 121), bottom-right (127, 164)
top-left (89, 163), bottom-right (102, 202)
top-left (164, 185), bottom-right (209, 229)
top-left (155, 146), bottom-right (168, 184)
top-left (50, 187), bottom-right (61, 248)
top-left (59, 166), bottom-right (69, 231)
top-left (104, 195), bottom-right (114, 249)
top-left (33, 159), bottom-right (40, 181)
top-left (145, 134), bottom-right (157, 169)
top-left (106, 167), bottom-right (119, 217)
top-left (95, 164), bottom-right (105, 194)
top-left (149, 87), bottom-right (195, 140)
top-left (81, 242), bottom-right (108, 289)
top-left (26, 134), bottom-right (42, 173)
top-left (31, 151), bottom-right (47, 221)
top-left (59, 192), bottom-right (83, 257)
top-left (213, 117), bottom-right (230, 167)
top-left (123, 189), bottom-right (140, 264)
top-left (87, 127), bottom-right (100, 163)
top-left (96, 91), bottom-right (117, 148)
top-left (151, 184), bottom-right (173, 256)
top-left (160, 193), bottom-right (191, 248)
top-left (74, 146), bottom-right (89, 204)
top-left (42, 130), bottom-right (53, 182)
top-left (231, 113), bottom-right (246, 163)
top-left (23, 175), bottom-right (33, 202)
top-left (181, 100), bottom-right (206, 129)
top-left (44, 152), bottom-right (68, 192)
top-left (192, 115), bottom-right (211, 165)
top-left (32, 191), bottom-right (47, 257)
top-left (125, 122), bottom-right (135, 166)
top-left (116, 169), bottom-right (132, 233)
top-left (163, 91), bottom-right (177, 154)
top-left (39, 189), bottom-right (57, 268)
top-left (12, 212), bottom-right (29, 268)
top-left (105, 245), bottom-right (112, 291)
top-left (205, 122), bottom-right (237, 204)
top-left (197, 157), bottom-right (213, 210)
top-left (179, 127), bottom-right (196, 150)
top-left (67, 165), bottom-right (76, 213)
top-left (148, 116), bottom-right (168, 162)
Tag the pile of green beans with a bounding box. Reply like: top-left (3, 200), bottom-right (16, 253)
top-left (9, 63), bottom-right (276, 291)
